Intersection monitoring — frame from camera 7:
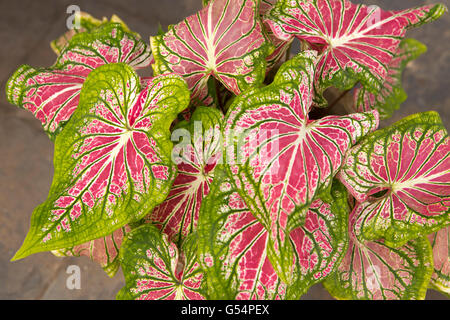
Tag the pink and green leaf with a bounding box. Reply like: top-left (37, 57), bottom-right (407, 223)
top-left (323, 204), bottom-right (434, 300)
top-left (339, 111), bottom-right (450, 248)
top-left (52, 225), bottom-right (130, 277)
top-left (260, 0), bottom-right (293, 71)
top-left (12, 63), bottom-right (190, 260)
top-left (353, 38), bottom-right (427, 120)
top-left (6, 22), bottom-right (152, 140)
top-left (223, 51), bottom-right (379, 281)
top-left (198, 168), bottom-right (348, 299)
top-left (117, 225), bottom-right (205, 300)
top-left (150, 0), bottom-right (272, 106)
top-left (265, 0), bottom-right (447, 106)
top-left (145, 107), bottom-right (223, 244)
top-left (287, 180), bottom-right (349, 299)
top-left (428, 226), bottom-right (450, 296)
top-left (197, 167), bottom-right (287, 299)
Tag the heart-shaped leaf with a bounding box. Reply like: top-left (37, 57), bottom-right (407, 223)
top-left (145, 107), bottom-right (223, 244)
top-left (6, 22), bottom-right (152, 140)
top-left (353, 38), bottom-right (427, 120)
top-left (265, 0), bottom-right (447, 105)
top-left (323, 204), bottom-right (434, 300)
top-left (117, 225), bottom-right (205, 300)
top-left (223, 51), bottom-right (379, 280)
top-left (428, 226), bottom-right (450, 296)
top-left (12, 63), bottom-right (190, 260)
top-left (52, 225), bottom-right (130, 277)
top-left (150, 0), bottom-right (272, 106)
top-left (339, 111), bottom-right (450, 248)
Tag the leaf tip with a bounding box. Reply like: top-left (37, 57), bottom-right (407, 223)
top-left (10, 247), bottom-right (30, 262)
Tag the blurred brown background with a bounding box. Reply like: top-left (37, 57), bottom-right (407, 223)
top-left (0, 0), bottom-right (448, 299)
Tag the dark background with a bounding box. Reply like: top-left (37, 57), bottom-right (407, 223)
top-left (0, 0), bottom-right (448, 299)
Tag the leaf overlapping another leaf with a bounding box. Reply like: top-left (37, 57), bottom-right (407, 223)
top-left (117, 225), bottom-right (205, 300)
top-left (50, 12), bottom-right (133, 55)
top-left (151, 0), bottom-right (272, 106)
top-left (353, 38), bottom-right (427, 120)
top-left (52, 225), bottom-right (130, 277)
top-left (198, 167), bottom-right (287, 299)
top-left (265, 0), bottom-right (447, 106)
top-left (6, 22), bottom-right (151, 140)
top-left (145, 107), bottom-right (223, 245)
top-left (428, 226), bottom-right (450, 296)
top-left (198, 168), bottom-right (348, 299)
top-left (223, 51), bottom-right (379, 281)
top-left (339, 111), bottom-right (450, 248)
top-left (12, 63), bottom-right (190, 260)
top-left (323, 203), bottom-right (434, 300)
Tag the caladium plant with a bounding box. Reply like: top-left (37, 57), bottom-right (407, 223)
top-left (6, 0), bottom-right (449, 301)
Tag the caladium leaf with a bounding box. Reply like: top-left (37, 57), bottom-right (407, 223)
top-left (50, 12), bottom-right (132, 55)
top-left (6, 22), bottom-right (152, 140)
top-left (265, 0), bottom-right (447, 106)
top-left (12, 64), bottom-right (190, 260)
top-left (339, 111), bottom-right (450, 248)
top-left (428, 226), bottom-right (450, 296)
top-left (117, 225), bottom-right (205, 300)
top-left (287, 180), bottom-right (349, 299)
top-left (201, 0), bottom-right (290, 71)
top-left (353, 38), bottom-right (427, 120)
top-left (223, 51), bottom-right (379, 281)
top-left (197, 167), bottom-right (287, 299)
top-left (198, 168), bottom-right (348, 299)
top-left (52, 225), bottom-right (130, 277)
top-left (150, 0), bottom-right (272, 106)
top-left (145, 107), bottom-right (223, 244)
top-left (323, 204), bottom-right (434, 300)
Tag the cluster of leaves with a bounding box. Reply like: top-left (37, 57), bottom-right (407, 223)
top-left (6, 0), bottom-right (449, 300)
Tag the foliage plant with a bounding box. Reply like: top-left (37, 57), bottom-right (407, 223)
top-left (6, 0), bottom-right (450, 300)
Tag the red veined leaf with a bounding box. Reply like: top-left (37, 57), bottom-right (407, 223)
top-left (150, 0), bottom-right (272, 106)
top-left (6, 22), bottom-right (152, 140)
top-left (287, 180), bottom-right (349, 298)
top-left (323, 203), bottom-right (434, 300)
top-left (198, 168), bottom-right (348, 299)
top-left (117, 225), bottom-right (205, 300)
top-left (52, 225), bottom-right (130, 277)
top-left (223, 51), bottom-right (379, 281)
top-left (261, 0), bottom-right (293, 70)
top-left (202, 0), bottom-right (291, 71)
top-left (428, 226), bottom-right (450, 296)
top-left (339, 111), bottom-right (450, 248)
top-left (12, 64), bottom-right (190, 260)
top-left (352, 38), bottom-right (427, 120)
top-left (197, 167), bottom-right (287, 299)
top-left (265, 0), bottom-right (447, 106)
top-left (145, 107), bottom-right (223, 244)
